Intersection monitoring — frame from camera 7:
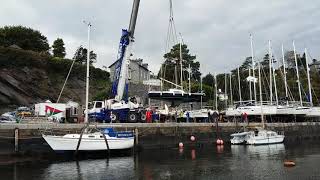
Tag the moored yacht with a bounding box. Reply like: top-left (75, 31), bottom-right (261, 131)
top-left (43, 128), bottom-right (134, 151)
top-left (245, 128), bottom-right (284, 145)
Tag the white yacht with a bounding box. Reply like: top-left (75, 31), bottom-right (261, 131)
top-left (43, 129), bottom-right (134, 151)
top-left (246, 128), bottom-right (284, 145)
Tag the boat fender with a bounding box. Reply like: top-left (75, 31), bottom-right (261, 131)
top-left (284, 160), bottom-right (296, 167)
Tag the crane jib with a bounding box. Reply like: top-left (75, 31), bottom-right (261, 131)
top-left (111, 29), bottom-right (130, 97)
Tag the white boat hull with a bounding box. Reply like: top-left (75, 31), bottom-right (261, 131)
top-left (226, 105), bottom-right (277, 116)
top-left (292, 107), bottom-right (310, 115)
top-left (276, 106), bottom-right (295, 115)
top-left (231, 138), bottom-right (246, 145)
top-left (246, 135), bottom-right (284, 145)
top-left (230, 132), bottom-right (249, 145)
top-left (42, 133), bottom-right (134, 151)
top-left (306, 107), bottom-right (320, 117)
top-left (246, 130), bottom-right (284, 145)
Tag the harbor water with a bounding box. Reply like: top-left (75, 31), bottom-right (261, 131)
top-left (1, 140), bottom-right (320, 180)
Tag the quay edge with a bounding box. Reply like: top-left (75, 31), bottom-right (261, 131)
top-left (0, 122), bottom-right (320, 155)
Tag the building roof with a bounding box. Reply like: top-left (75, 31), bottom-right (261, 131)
top-left (108, 59), bottom-right (151, 72)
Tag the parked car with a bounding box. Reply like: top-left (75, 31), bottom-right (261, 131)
top-left (0, 116), bottom-right (15, 123)
top-left (17, 107), bottom-right (32, 117)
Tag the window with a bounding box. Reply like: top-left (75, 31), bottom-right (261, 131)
top-left (95, 102), bottom-right (103, 108)
top-left (128, 69), bottom-right (132, 80)
top-left (73, 107), bottom-right (78, 115)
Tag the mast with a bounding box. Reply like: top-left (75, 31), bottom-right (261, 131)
top-left (214, 73), bottom-right (218, 110)
top-left (271, 50), bottom-right (278, 106)
top-left (175, 63), bottom-right (178, 88)
top-left (258, 62), bottom-right (264, 128)
top-left (237, 66), bottom-right (242, 103)
top-left (305, 48), bottom-right (313, 106)
top-left (268, 40), bottom-right (273, 105)
top-left (293, 41), bottom-right (303, 106)
top-left (188, 64), bottom-right (191, 94)
top-left (250, 34), bottom-right (257, 102)
top-left (179, 34), bottom-right (183, 90)
top-left (225, 73), bottom-right (227, 107)
top-left (281, 44), bottom-right (289, 106)
top-left (249, 68), bottom-right (252, 101)
top-left (84, 21), bottom-right (91, 124)
top-left (200, 74), bottom-right (203, 108)
top-left (229, 72), bottom-right (233, 105)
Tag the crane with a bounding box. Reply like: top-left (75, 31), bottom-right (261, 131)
top-left (88, 0), bottom-right (145, 123)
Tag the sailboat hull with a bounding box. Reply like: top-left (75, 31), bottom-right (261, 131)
top-left (42, 134), bottom-right (134, 151)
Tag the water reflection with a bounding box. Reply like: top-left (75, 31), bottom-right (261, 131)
top-left (216, 145), bottom-right (224, 154)
top-left (231, 144), bottom-right (285, 159)
top-left (3, 142), bottom-right (320, 180)
top-left (41, 157), bottom-right (134, 180)
top-left (191, 149), bottom-right (196, 160)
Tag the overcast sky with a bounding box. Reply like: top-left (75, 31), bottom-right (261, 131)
top-left (1, 0), bottom-right (320, 75)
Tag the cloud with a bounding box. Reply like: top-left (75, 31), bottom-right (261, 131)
top-left (1, 0), bottom-right (320, 75)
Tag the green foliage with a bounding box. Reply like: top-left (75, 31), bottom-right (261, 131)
top-left (159, 43), bottom-right (200, 87)
top-left (240, 56), bottom-right (253, 70)
top-left (202, 73), bottom-right (214, 86)
top-left (52, 38), bottom-right (66, 58)
top-left (73, 46), bottom-right (97, 65)
top-left (0, 25), bottom-right (49, 52)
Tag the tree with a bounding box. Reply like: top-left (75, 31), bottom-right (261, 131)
top-left (52, 38), bottom-right (66, 58)
top-left (73, 46), bottom-right (97, 65)
top-left (159, 43), bottom-right (200, 86)
top-left (240, 56), bottom-right (253, 70)
top-left (202, 73), bottom-right (214, 86)
top-left (0, 25), bottom-right (49, 52)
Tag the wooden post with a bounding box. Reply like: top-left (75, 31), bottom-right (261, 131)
top-left (102, 132), bottom-right (110, 156)
top-left (135, 128), bottom-right (139, 146)
top-left (14, 128), bottom-right (19, 152)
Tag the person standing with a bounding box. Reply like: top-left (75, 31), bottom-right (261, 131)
top-left (186, 111), bottom-right (190, 123)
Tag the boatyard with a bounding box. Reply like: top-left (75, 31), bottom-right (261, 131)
top-left (2, 0), bottom-right (320, 179)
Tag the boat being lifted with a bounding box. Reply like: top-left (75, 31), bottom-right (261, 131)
top-left (148, 88), bottom-right (205, 102)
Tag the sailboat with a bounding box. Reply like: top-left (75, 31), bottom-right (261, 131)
top-left (303, 48), bottom-right (320, 117)
top-left (245, 61), bottom-right (284, 145)
top-left (226, 36), bottom-right (279, 117)
top-left (230, 60), bottom-right (285, 145)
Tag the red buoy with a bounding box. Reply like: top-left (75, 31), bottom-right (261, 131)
top-left (216, 139), bottom-right (224, 145)
top-left (178, 142), bottom-right (184, 148)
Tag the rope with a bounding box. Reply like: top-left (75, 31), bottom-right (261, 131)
top-left (57, 57), bottom-right (77, 103)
